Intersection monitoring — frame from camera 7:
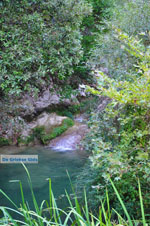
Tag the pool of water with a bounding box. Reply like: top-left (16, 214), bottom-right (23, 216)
top-left (0, 146), bottom-right (87, 212)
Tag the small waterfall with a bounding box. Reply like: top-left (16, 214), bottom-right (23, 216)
top-left (49, 115), bottom-right (88, 151)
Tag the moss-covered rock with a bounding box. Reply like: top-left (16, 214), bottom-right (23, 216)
top-left (32, 118), bottom-right (74, 145)
top-left (18, 113), bottom-right (74, 146)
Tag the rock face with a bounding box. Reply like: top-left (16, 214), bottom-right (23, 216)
top-left (49, 121), bottom-right (88, 151)
top-left (18, 87), bottom-right (80, 120)
top-left (0, 85), bottom-right (88, 146)
top-left (0, 82), bottom-right (89, 147)
top-left (34, 91), bottom-right (59, 112)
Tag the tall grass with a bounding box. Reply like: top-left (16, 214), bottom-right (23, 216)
top-left (0, 164), bottom-right (148, 225)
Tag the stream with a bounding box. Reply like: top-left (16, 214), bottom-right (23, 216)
top-left (0, 146), bottom-right (88, 213)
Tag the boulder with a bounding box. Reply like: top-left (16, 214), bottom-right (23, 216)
top-left (22, 112), bottom-right (68, 138)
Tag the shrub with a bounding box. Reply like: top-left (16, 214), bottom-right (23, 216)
top-left (0, 0), bottom-right (92, 95)
top-left (112, 0), bottom-right (150, 39)
top-left (88, 0), bottom-right (150, 82)
top-left (32, 126), bottom-right (46, 140)
top-left (0, 137), bottom-right (10, 146)
top-left (82, 29), bottom-right (150, 219)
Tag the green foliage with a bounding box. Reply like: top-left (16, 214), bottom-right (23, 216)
top-left (68, 105), bottom-right (81, 114)
top-left (112, 0), bottom-right (150, 40)
top-left (72, 0), bottom-right (115, 78)
top-left (0, 137), bottom-right (10, 146)
top-left (82, 29), bottom-right (150, 220)
top-left (17, 135), bottom-right (35, 146)
top-left (88, 28), bottom-right (137, 83)
top-left (63, 118), bottom-right (74, 127)
top-left (0, 101), bottom-right (26, 146)
top-left (88, 29), bottom-right (150, 106)
top-left (57, 110), bottom-right (74, 120)
top-left (81, 0), bottom-right (114, 54)
top-left (88, 0), bottom-right (150, 82)
top-left (32, 126), bottom-right (45, 141)
top-left (0, 0), bottom-right (92, 95)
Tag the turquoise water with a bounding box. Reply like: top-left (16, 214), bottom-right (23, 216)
top-left (0, 146), bottom-right (87, 212)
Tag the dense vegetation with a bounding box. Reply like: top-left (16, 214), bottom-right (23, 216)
top-left (0, 0), bottom-right (112, 142)
top-left (79, 0), bottom-right (150, 222)
top-left (0, 0), bottom-right (112, 96)
top-left (0, 0), bottom-right (92, 95)
top-left (1, 0), bottom-right (150, 225)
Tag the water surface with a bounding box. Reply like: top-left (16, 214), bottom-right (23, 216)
top-left (0, 146), bottom-right (87, 211)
